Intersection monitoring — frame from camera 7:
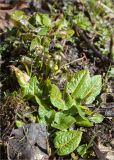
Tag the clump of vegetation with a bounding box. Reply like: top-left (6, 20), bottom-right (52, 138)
top-left (11, 66), bottom-right (104, 157)
top-left (1, 10), bottom-right (75, 82)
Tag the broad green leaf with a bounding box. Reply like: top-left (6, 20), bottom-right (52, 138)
top-left (77, 144), bottom-right (88, 157)
top-left (50, 84), bottom-right (66, 110)
top-left (72, 70), bottom-right (90, 99)
top-left (75, 115), bottom-right (93, 127)
top-left (30, 38), bottom-right (41, 51)
top-left (89, 113), bottom-right (104, 123)
top-left (65, 70), bottom-right (102, 104)
top-left (35, 14), bottom-right (42, 25)
top-left (64, 93), bottom-right (75, 109)
top-left (84, 75), bottom-right (102, 104)
top-left (35, 13), bottom-right (51, 26)
top-left (65, 70), bottom-right (90, 95)
top-left (38, 27), bottom-right (48, 36)
top-left (11, 10), bottom-right (25, 21)
top-left (51, 112), bottom-right (76, 131)
top-left (42, 14), bottom-right (51, 26)
top-left (54, 130), bottom-right (82, 155)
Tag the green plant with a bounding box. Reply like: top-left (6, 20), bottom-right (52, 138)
top-left (63, 0), bottom-right (114, 57)
top-left (12, 67), bottom-right (104, 157)
top-left (6, 10), bottom-right (75, 79)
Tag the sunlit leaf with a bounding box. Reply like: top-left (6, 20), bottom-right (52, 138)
top-left (84, 75), bottom-right (102, 104)
top-left (11, 10), bottom-right (25, 21)
top-left (65, 70), bottom-right (90, 95)
top-left (54, 130), bottom-right (82, 155)
top-left (38, 27), bottom-right (48, 36)
top-left (50, 84), bottom-right (66, 110)
top-left (35, 13), bottom-right (51, 26)
top-left (42, 14), bottom-right (51, 26)
top-left (65, 70), bottom-right (102, 104)
top-left (35, 13), bottom-right (42, 25)
top-left (72, 70), bottom-right (90, 99)
top-left (89, 113), bottom-right (104, 123)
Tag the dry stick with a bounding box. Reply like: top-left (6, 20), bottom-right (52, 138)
top-left (68, 17), bottom-right (114, 65)
top-left (0, 1), bottom-right (28, 11)
top-left (84, 133), bottom-right (106, 160)
top-left (0, 2), bottom-right (17, 10)
top-left (60, 56), bottom-right (85, 69)
top-left (0, 3), bottom-right (11, 9)
top-left (92, 141), bottom-right (106, 160)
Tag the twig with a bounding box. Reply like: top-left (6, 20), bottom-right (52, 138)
top-left (0, 1), bottom-right (29, 11)
top-left (92, 141), bottom-right (106, 160)
top-left (7, 142), bottom-right (11, 160)
top-left (84, 133), bottom-right (106, 160)
top-left (87, 131), bottom-right (99, 150)
top-left (0, 3), bottom-right (12, 9)
top-left (67, 16), bottom-right (114, 65)
top-left (60, 56), bottom-right (85, 69)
